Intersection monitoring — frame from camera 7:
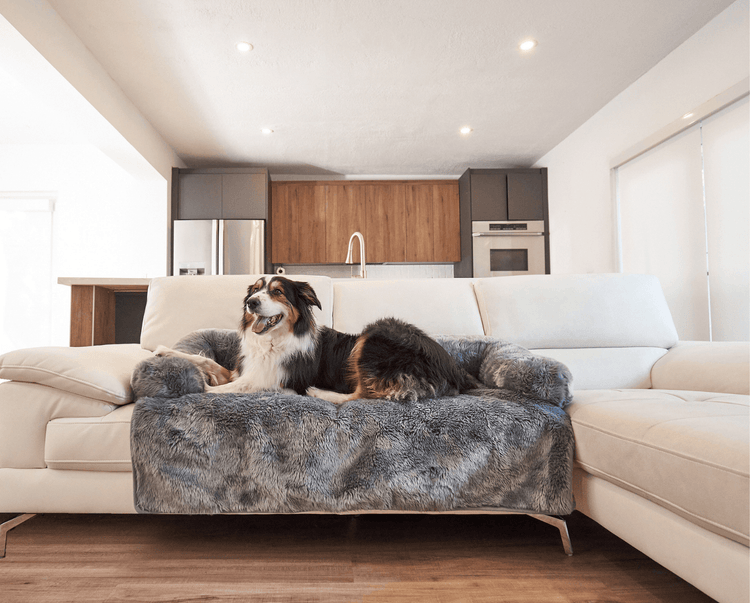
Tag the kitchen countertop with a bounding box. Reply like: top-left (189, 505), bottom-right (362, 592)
top-left (58, 277), bottom-right (152, 291)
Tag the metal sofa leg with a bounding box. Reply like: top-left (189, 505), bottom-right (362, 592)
top-left (527, 514), bottom-right (573, 556)
top-left (1, 514), bottom-right (36, 559)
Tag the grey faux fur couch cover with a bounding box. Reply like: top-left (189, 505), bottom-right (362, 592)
top-left (130, 330), bottom-right (576, 515)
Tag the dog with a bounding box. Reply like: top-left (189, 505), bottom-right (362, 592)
top-left (154, 276), bottom-right (476, 404)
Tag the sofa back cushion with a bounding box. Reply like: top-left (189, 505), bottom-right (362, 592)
top-left (473, 273), bottom-right (680, 390)
top-left (473, 273), bottom-right (679, 349)
top-left (140, 275), bottom-right (334, 350)
top-left (332, 279), bottom-right (485, 336)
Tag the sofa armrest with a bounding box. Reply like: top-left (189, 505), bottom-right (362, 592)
top-left (0, 344), bottom-right (153, 404)
top-left (651, 341), bottom-right (750, 395)
top-left (0, 381), bottom-right (117, 468)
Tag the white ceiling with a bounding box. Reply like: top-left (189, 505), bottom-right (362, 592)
top-left (8, 0), bottom-right (740, 175)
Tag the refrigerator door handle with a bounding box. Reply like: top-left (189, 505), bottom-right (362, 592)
top-left (217, 219), bottom-right (225, 275)
top-left (211, 219), bottom-right (220, 275)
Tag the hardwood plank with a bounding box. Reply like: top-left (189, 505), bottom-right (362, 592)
top-left (0, 512), bottom-right (715, 603)
top-left (69, 285), bottom-right (93, 347)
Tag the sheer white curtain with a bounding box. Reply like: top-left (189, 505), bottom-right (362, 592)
top-left (616, 96), bottom-right (749, 341)
top-left (0, 195), bottom-right (55, 356)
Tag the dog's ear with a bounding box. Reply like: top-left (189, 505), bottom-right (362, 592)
top-left (295, 281), bottom-right (322, 310)
top-left (247, 278), bottom-right (265, 296)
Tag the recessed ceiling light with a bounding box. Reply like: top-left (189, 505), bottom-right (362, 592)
top-left (460, 126), bottom-right (473, 135)
top-left (236, 41), bottom-right (253, 52)
top-left (519, 39), bottom-right (537, 51)
top-left (683, 112), bottom-right (694, 119)
top-left (261, 128), bottom-right (273, 134)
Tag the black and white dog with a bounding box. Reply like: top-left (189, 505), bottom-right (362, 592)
top-left (155, 276), bottom-right (475, 404)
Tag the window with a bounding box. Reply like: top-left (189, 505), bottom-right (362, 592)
top-left (615, 92), bottom-right (749, 341)
top-left (0, 194), bottom-right (56, 355)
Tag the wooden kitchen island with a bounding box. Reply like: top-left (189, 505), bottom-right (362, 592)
top-left (58, 278), bottom-right (151, 347)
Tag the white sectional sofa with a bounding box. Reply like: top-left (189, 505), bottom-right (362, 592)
top-left (0, 273), bottom-right (747, 603)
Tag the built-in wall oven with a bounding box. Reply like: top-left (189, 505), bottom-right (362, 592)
top-left (472, 220), bottom-right (546, 277)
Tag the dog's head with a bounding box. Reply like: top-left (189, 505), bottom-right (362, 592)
top-left (241, 277), bottom-right (322, 337)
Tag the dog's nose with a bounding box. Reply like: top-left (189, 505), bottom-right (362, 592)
top-left (246, 297), bottom-right (260, 312)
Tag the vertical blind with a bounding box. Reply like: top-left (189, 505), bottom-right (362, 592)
top-left (616, 96), bottom-right (749, 341)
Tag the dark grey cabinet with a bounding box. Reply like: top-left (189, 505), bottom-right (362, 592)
top-left (175, 168), bottom-right (269, 220)
top-left (464, 169), bottom-right (545, 221)
top-left (507, 172), bottom-right (545, 220)
top-left (470, 172), bottom-right (508, 220)
top-left (455, 167), bottom-right (549, 278)
top-left (177, 173), bottom-right (222, 219)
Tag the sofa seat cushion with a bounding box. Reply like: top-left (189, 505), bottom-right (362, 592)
top-left (568, 389), bottom-right (749, 546)
top-left (531, 347), bottom-right (667, 390)
top-left (332, 279), bottom-right (485, 336)
top-left (45, 403), bottom-right (134, 472)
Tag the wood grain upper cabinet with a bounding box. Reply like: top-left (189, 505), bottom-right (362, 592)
top-left (406, 183), bottom-right (461, 262)
top-left (271, 182), bottom-right (326, 264)
top-left (176, 170), bottom-right (268, 220)
top-left (366, 183), bottom-right (406, 263)
top-left (271, 180), bottom-right (459, 264)
top-left (326, 185), bottom-right (366, 263)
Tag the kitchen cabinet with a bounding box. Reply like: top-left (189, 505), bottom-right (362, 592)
top-left (326, 184), bottom-right (366, 263)
top-left (271, 182), bottom-right (326, 264)
top-left (366, 183), bottom-right (406, 263)
top-left (455, 168), bottom-right (549, 278)
top-left (463, 168), bottom-right (546, 221)
top-left (175, 168), bottom-right (269, 220)
top-left (271, 181), bottom-right (459, 264)
top-left (406, 183), bottom-right (460, 262)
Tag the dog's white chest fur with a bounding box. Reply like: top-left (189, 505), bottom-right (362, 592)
top-left (230, 330), bottom-right (315, 393)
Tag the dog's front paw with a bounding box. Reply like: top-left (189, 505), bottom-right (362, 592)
top-left (306, 386), bottom-right (350, 405)
top-left (153, 345), bottom-right (173, 357)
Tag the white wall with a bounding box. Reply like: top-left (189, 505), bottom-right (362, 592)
top-left (534, 0), bottom-right (749, 275)
top-left (0, 0), bottom-right (185, 183)
top-left (0, 144), bottom-right (166, 351)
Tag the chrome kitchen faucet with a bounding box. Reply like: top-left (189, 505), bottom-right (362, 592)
top-left (345, 231), bottom-right (367, 278)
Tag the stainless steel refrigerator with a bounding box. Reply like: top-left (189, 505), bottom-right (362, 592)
top-left (173, 219), bottom-right (265, 275)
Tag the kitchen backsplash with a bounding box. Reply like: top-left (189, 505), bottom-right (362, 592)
top-left (276, 264), bottom-right (454, 279)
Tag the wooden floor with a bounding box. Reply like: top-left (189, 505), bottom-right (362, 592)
top-left (0, 511), bottom-right (715, 603)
